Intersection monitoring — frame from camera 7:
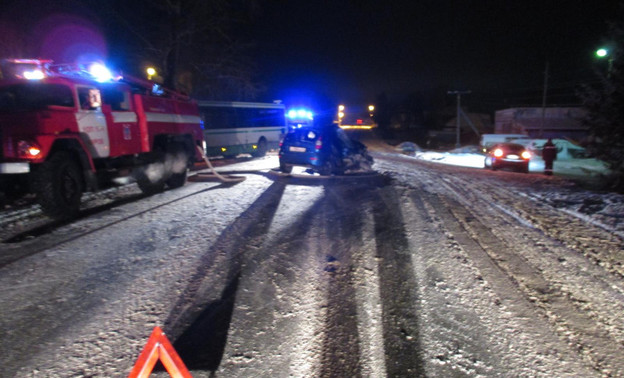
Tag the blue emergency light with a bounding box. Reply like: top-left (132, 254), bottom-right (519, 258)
top-left (287, 108), bottom-right (313, 120)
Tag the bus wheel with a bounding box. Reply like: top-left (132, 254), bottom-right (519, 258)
top-left (251, 138), bottom-right (267, 157)
top-left (35, 152), bottom-right (83, 219)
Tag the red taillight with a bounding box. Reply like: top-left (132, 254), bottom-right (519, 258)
top-left (315, 136), bottom-right (323, 150)
top-left (493, 148), bottom-right (504, 157)
top-left (521, 151), bottom-right (531, 160)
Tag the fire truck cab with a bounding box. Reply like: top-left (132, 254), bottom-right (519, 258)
top-left (0, 59), bottom-right (205, 218)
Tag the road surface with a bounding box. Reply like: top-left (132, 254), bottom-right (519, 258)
top-left (0, 143), bottom-right (623, 377)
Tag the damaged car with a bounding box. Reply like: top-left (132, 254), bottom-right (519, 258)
top-left (278, 123), bottom-right (374, 175)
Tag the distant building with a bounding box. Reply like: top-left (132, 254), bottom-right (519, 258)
top-left (494, 107), bottom-right (588, 141)
top-left (427, 112), bottom-right (492, 148)
top-left (444, 112), bottom-right (493, 136)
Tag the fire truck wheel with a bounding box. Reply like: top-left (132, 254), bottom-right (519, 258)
top-left (36, 152), bottom-right (83, 219)
top-left (135, 164), bottom-right (166, 195)
top-left (251, 138), bottom-right (267, 158)
top-left (165, 144), bottom-right (189, 189)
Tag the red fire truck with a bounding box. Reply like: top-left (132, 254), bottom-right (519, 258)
top-left (0, 59), bottom-right (205, 218)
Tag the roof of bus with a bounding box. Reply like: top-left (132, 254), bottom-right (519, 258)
top-left (196, 100), bottom-right (285, 109)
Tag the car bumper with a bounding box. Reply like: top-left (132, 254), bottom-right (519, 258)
top-left (279, 152), bottom-right (326, 168)
top-left (0, 162), bottom-right (30, 174)
top-left (492, 159), bottom-right (528, 169)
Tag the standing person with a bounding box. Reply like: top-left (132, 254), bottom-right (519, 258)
top-left (542, 138), bottom-right (557, 176)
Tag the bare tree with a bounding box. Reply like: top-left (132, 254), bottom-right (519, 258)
top-left (95, 0), bottom-right (261, 99)
top-left (0, 21), bottom-right (26, 59)
top-left (580, 19), bottom-right (624, 189)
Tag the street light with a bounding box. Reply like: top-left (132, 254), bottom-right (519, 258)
top-left (338, 105), bottom-right (345, 124)
top-left (595, 47), bottom-right (614, 77)
top-left (146, 67), bottom-right (156, 80)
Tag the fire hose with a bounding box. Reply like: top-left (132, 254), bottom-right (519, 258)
top-left (193, 145), bottom-right (246, 183)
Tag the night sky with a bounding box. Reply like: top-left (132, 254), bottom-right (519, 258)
top-left (248, 1), bottom-right (621, 110)
top-left (0, 1), bottom-right (621, 113)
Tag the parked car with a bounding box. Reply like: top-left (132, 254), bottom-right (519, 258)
top-left (278, 123), bottom-right (373, 175)
top-left (479, 133), bottom-right (530, 153)
top-left (484, 142), bottom-right (531, 173)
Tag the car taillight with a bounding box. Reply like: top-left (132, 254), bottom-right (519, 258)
top-left (17, 140), bottom-right (42, 159)
top-left (521, 151), bottom-right (531, 160)
top-left (315, 136), bottom-right (323, 151)
top-left (493, 148), bottom-right (504, 157)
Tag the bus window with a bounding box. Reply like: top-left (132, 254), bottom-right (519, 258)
top-left (198, 101), bottom-right (287, 157)
top-left (202, 107), bottom-right (237, 129)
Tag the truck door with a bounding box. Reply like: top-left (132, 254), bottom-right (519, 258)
top-left (100, 86), bottom-right (141, 156)
top-left (76, 86), bottom-right (110, 158)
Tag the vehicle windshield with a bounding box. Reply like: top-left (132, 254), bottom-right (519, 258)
top-left (285, 126), bottom-right (323, 142)
top-left (0, 83), bottom-right (74, 113)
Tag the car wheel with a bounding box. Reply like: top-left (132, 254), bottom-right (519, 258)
top-left (328, 146), bottom-right (345, 175)
top-left (484, 156), bottom-right (491, 168)
top-left (318, 160), bottom-right (332, 176)
top-left (280, 162), bottom-right (293, 173)
top-left (331, 155), bottom-right (345, 175)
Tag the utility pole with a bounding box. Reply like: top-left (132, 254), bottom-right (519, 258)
top-left (540, 61), bottom-right (549, 138)
top-left (448, 90), bottom-right (471, 148)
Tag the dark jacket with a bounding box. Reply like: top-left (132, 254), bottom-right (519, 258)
top-left (542, 140), bottom-right (558, 162)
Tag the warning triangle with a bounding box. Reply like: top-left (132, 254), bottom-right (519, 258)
top-left (128, 326), bottom-right (192, 378)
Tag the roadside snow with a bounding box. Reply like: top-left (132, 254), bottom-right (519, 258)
top-left (368, 140), bottom-right (623, 237)
top-left (410, 149), bottom-right (611, 178)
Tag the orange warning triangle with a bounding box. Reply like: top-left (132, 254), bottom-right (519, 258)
top-left (128, 326), bottom-right (192, 378)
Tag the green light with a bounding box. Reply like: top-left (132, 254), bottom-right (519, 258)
top-left (596, 48), bottom-right (609, 58)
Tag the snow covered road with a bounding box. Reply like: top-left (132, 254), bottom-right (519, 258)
top-left (0, 148), bottom-right (623, 377)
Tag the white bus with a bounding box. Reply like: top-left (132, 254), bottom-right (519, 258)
top-left (198, 101), bottom-right (287, 158)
